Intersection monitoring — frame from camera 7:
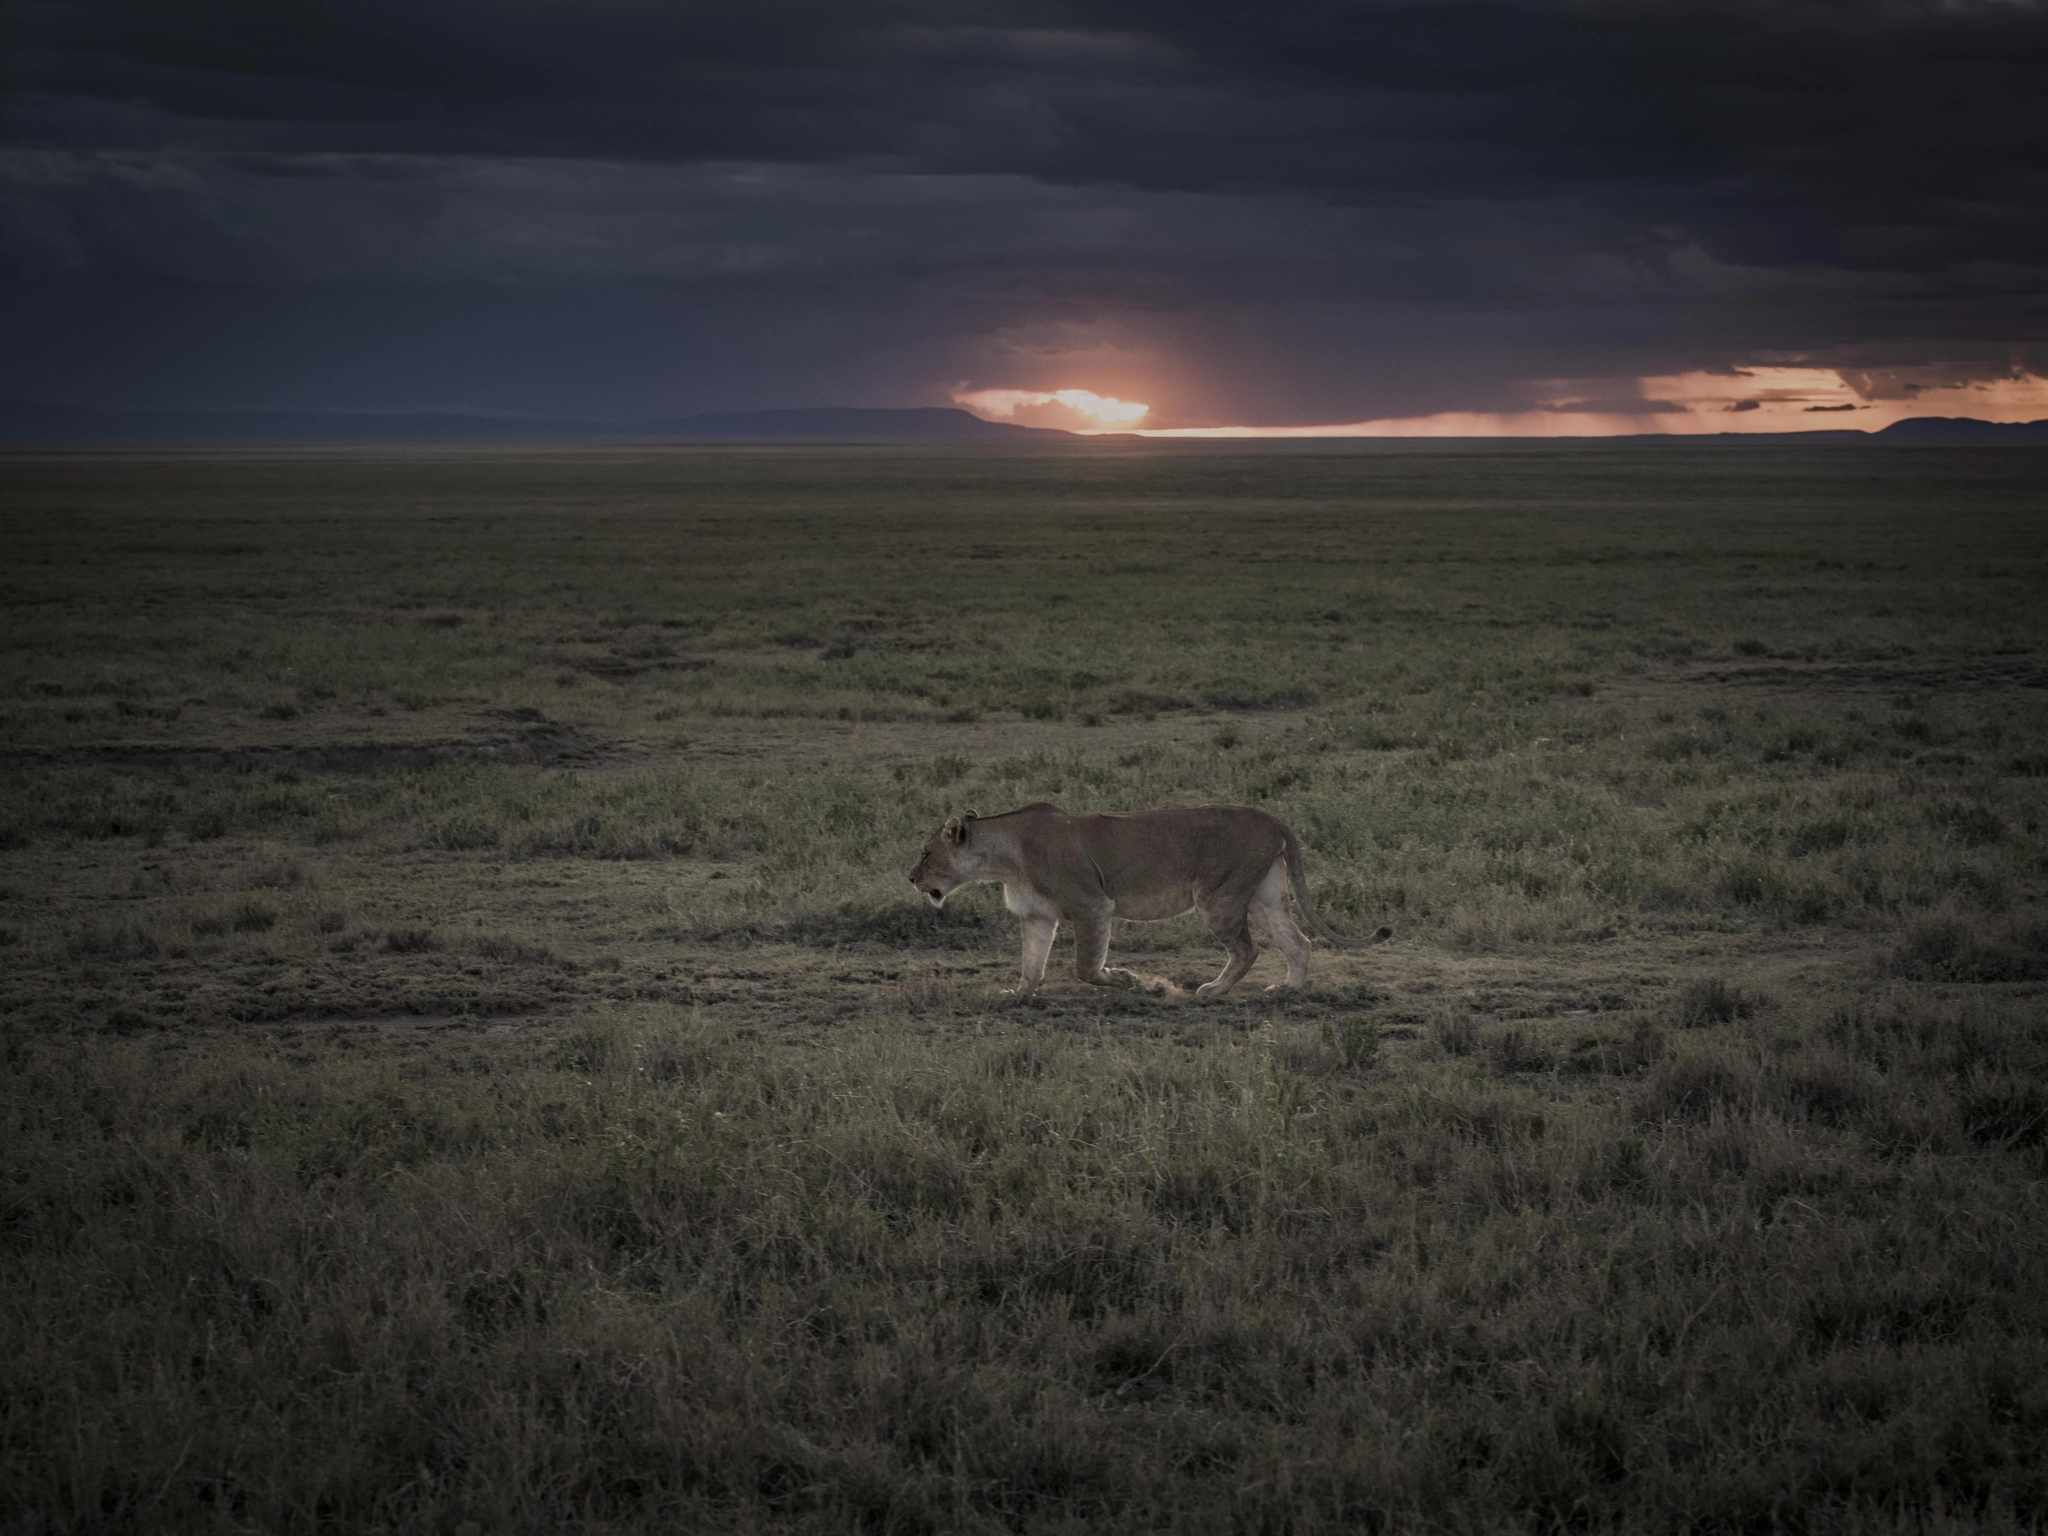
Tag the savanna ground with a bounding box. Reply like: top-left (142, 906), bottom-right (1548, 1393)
top-left (2, 441), bottom-right (2045, 1535)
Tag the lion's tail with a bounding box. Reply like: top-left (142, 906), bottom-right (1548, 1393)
top-left (1281, 824), bottom-right (1393, 950)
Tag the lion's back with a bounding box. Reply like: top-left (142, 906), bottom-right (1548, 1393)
top-left (1049, 803), bottom-right (1288, 896)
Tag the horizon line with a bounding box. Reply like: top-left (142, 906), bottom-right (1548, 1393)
top-left (1, 399), bottom-right (2043, 445)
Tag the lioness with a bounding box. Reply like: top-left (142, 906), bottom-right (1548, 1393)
top-left (908, 802), bottom-right (1390, 999)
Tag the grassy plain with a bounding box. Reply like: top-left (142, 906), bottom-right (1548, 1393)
top-left (2, 441), bottom-right (2046, 1533)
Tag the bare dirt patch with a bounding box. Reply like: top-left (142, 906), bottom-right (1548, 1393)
top-left (562, 655), bottom-right (715, 682)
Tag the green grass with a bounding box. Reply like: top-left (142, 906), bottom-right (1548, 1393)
top-left (2, 441), bottom-right (2046, 1532)
top-left (3, 442), bottom-right (2040, 744)
top-left (6, 995), bottom-right (2046, 1533)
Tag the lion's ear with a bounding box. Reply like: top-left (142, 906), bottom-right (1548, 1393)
top-left (942, 815), bottom-right (964, 843)
top-left (963, 808), bottom-right (979, 821)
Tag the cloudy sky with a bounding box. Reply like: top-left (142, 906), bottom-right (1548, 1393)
top-left (4, 0), bottom-right (2045, 433)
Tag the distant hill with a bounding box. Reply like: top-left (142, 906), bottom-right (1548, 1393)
top-left (633, 407), bottom-right (1074, 440)
top-left (0, 401), bottom-right (592, 443)
top-left (1659, 417), bottom-right (2048, 445)
top-left (0, 400), bottom-right (2041, 445)
top-left (0, 402), bottom-right (1078, 444)
top-left (1870, 416), bottom-right (2048, 443)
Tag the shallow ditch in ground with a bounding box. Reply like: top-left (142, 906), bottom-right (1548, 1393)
top-left (0, 724), bottom-right (602, 774)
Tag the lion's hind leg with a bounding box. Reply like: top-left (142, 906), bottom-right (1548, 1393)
top-left (1251, 858), bottom-right (1312, 991)
top-left (1193, 905), bottom-right (1260, 999)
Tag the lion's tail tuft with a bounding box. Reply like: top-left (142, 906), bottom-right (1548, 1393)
top-left (1281, 826), bottom-right (1393, 950)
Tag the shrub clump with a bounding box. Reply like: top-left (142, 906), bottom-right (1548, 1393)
top-left (230, 899), bottom-right (279, 933)
top-left (1887, 915), bottom-right (2048, 984)
top-left (1486, 1026), bottom-right (1556, 1074)
top-left (1674, 977), bottom-right (1754, 1028)
top-left (1636, 1044), bottom-right (1758, 1122)
top-left (433, 815), bottom-right (503, 852)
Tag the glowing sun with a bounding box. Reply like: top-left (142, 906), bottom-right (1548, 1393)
top-left (954, 387), bottom-right (1150, 431)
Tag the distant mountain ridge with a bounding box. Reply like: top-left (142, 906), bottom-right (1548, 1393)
top-left (0, 401), bottom-right (2042, 444)
top-left (638, 407), bottom-right (1075, 440)
top-left (1862, 416), bottom-right (2048, 443)
top-left (0, 402), bottom-right (1078, 443)
top-left (1668, 416), bottom-right (2048, 445)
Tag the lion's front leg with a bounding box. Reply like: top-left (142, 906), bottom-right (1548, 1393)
top-left (1071, 908), bottom-right (1137, 990)
top-left (1011, 914), bottom-right (1058, 998)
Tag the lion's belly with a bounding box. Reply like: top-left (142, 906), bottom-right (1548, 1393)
top-left (1105, 885), bottom-right (1196, 922)
top-left (1004, 877), bottom-right (1193, 923)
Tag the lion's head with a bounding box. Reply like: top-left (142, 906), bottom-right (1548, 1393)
top-left (908, 811), bottom-right (982, 907)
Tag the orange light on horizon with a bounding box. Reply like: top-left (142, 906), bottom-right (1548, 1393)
top-left (954, 387), bottom-right (1150, 431)
top-left (1122, 367), bottom-right (2048, 439)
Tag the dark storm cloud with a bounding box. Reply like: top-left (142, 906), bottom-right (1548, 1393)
top-left (3, 0), bottom-right (2042, 422)
top-left (18, 1), bottom-right (2041, 237)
